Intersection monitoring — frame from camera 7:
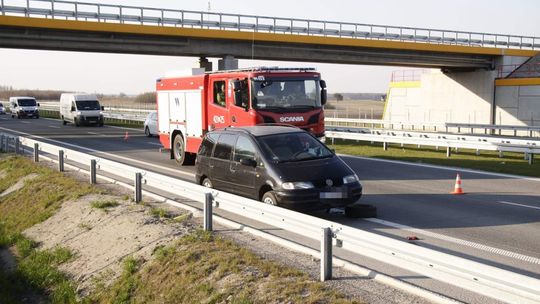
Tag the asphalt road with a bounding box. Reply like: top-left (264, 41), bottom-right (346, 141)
top-left (1, 115), bottom-right (539, 302)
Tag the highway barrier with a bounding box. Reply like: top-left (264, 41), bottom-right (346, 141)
top-left (326, 128), bottom-right (540, 164)
top-left (2, 131), bottom-right (540, 303)
top-left (326, 117), bottom-right (540, 137)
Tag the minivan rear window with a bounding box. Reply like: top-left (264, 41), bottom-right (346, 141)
top-left (213, 134), bottom-right (236, 160)
top-left (199, 133), bottom-right (219, 157)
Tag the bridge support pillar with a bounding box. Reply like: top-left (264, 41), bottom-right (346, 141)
top-left (218, 55), bottom-right (238, 71)
top-left (199, 57), bottom-right (213, 72)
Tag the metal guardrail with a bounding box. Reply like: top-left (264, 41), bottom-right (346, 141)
top-left (1, 132), bottom-right (540, 303)
top-left (37, 103), bottom-right (149, 122)
top-left (1, 0), bottom-right (539, 50)
top-left (325, 118), bottom-right (540, 137)
top-left (326, 128), bottom-right (540, 164)
top-left (446, 123), bottom-right (540, 137)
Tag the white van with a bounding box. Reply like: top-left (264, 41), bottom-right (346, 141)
top-left (60, 93), bottom-right (104, 126)
top-left (9, 96), bottom-right (40, 119)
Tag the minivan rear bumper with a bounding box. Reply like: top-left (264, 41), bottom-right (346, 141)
top-left (274, 183), bottom-right (362, 211)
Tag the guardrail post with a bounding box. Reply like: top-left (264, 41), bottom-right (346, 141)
top-left (15, 138), bottom-right (20, 154)
top-left (320, 227), bottom-right (332, 281)
top-left (204, 193), bottom-right (213, 231)
top-left (58, 150), bottom-right (64, 172)
top-left (34, 143), bottom-right (39, 162)
top-left (383, 142), bottom-right (388, 151)
top-left (0, 135), bottom-right (4, 152)
top-left (499, 150), bottom-right (504, 158)
top-left (446, 146), bottom-right (451, 157)
top-left (134, 172), bottom-right (142, 203)
top-left (529, 153), bottom-right (534, 165)
top-left (90, 159), bottom-right (97, 184)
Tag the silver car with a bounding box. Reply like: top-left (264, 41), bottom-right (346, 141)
top-left (144, 111), bottom-right (158, 137)
top-left (0, 103), bottom-right (5, 115)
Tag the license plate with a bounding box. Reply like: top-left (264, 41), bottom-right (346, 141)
top-left (320, 192), bottom-right (346, 199)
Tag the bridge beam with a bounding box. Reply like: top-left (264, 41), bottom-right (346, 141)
top-left (0, 25), bottom-right (495, 69)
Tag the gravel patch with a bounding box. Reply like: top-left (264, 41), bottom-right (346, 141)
top-left (24, 194), bottom-right (192, 296)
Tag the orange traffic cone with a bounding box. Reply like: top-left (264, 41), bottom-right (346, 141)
top-left (124, 131), bottom-right (129, 141)
top-left (451, 173), bottom-right (465, 195)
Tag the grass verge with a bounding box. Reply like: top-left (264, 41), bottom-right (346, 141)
top-left (0, 155), bottom-right (100, 303)
top-left (88, 230), bottom-right (357, 304)
top-left (329, 139), bottom-right (540, 177)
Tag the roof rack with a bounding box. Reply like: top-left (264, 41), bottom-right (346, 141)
top-left (205, 66), bottom-right (316, 74)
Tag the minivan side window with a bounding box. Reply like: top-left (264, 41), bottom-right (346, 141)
top-left (198, 133), bottom-right (219, 157)
top-left (213, 134), bottom-right (236, 160)
top-left (234, 136), bottom-right (256, 162)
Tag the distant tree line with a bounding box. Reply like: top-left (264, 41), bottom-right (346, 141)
top-left (134, 92), bottom-right (156, 104)
top-left (0, 86), bottom-right (65, 100)
top-left (0, 85), bottom-right (156, 103)
top-left (330, 92), bottom-right (386, 101)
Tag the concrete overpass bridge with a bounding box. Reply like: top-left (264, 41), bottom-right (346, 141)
top-left (1, 0), bottom-right (540, 127)
top-left (0, 0), bottom-right (538, 70)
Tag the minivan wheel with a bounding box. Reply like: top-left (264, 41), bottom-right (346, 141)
top-left (145, 127), bottom-right (151, 137)
top-left (201, 177), bottom-right (213, 188)
top-left (74, 118), bottom-right (80, 127)
top-left (262, 191), bottom-right (278, 206)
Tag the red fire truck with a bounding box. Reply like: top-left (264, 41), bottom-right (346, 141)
top-left (156, 67), bottom-right (327, 165)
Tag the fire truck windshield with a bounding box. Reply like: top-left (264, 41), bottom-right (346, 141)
top-left (251, 78), bottom-right (321, 110)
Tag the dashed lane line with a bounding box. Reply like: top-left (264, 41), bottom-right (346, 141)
top-left (365, 218), bottom-right (540, 265)
top-left (497, 200), bottom-right (540, 211)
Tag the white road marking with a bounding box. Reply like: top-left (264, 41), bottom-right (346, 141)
top-left (340, 154), bottom-right (540, 182)
top-left (366, 218), bottom-right (540, 265)
top-left (497, 201), bottom-right (540, 211)
top-left (48, 126), bottom-right (61, 129)
top-left (146, 142), bottom-right (162, 146)
top-left (0, 126), bottom-right (195, 178)
top-left (20, 121), bottom-right (30, 124)
top-left (87, 132), bottom-right (101, 135)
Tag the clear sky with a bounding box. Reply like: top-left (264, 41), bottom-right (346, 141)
top-left (1, 0), bottom-right (539, 94)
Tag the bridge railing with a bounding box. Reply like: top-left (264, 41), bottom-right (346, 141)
top-left (1, 0), bottom-right (539, 50)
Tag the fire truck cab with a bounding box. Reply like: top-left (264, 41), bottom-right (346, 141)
top-left (156, 67), bottom-right (327, 165)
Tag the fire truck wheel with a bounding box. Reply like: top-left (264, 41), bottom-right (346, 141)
top-left (173, 134), bottom-right (195, 165)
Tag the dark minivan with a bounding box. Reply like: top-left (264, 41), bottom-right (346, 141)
top-left (195, 126), bottom-right (362, 210)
